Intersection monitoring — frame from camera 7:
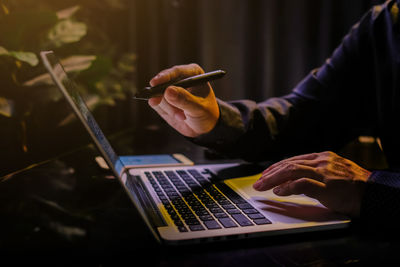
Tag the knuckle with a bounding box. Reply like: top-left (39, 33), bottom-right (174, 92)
top-left (171, 65), bottom-right (181, 75)
top-left (188, 63), bottom-right (204, 74)
top-left (315, 166), bottom-right (324, 174)
top-left (285, 163), bottom-right (298, 174)
top-left (320, 151), bottom-right (337, 161)
top-left (315, 166), bottom-right (328, 179)
top-left (325, 151), bottom-right (337, 157)
top-left (316, 159), bottom-right (329, 167)
top-left (321, 151), bottom-right (331, 156)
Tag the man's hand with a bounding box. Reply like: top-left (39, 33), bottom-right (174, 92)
top-left (253, 151), bottom-right (372, 217)
top-left (148, 64), bottom-right (220, 138)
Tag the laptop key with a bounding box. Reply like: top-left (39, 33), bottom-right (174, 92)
top-left (247, 213), bottom-right (266, 220)
top-left (204, 220), bottom-right (222, 230)
top-left (177, 226), bottom-right (188, 232)
top-left (174, 219), bottom-right (184, 226)
top-left (155, 170), bottom-right (270, 232)
top-left (231, 214), bottom-right (254, 227)
top-left (189, 224), bottom-right (205, 231)
top-left (210, 207), bottom-right (224, 214)
top-left (218, 217), bottom-right (237, 228)
top-left (217, 199), bottom-right (231, 205)
top-left (185, 219), bottom-right (201, 225)
top-left (182, 213), bottom-right (196, 221)
top-left (161, 198), bottom-right (169, 205)
top-left (199, 215), bottom-right (214, 221)
top-left (221, 204), bottom-right (235, 210)
top-left (237, 203), bottom-right (253, 210)
top-left (226, 209), bottom-right (241, 214)
top-left (253, 218), bottom-right (272, 225)
top-left (195, 210), bottom-right (210, 216)
top-left (215, 183), bottom-right (247, 204)
top-left (214, 212), bottom-right (228, 218)
top-left (243, 209), bottom-right (259, 214)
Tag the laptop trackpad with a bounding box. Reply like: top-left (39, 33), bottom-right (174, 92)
top-left (224, 175), bottom-right (347, 223)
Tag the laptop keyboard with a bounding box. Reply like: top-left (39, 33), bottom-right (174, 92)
top-left (145, 169), bottom-right (271, 232)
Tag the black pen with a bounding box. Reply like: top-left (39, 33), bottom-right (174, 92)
top-left (133, 70), bottom-right (226, 100)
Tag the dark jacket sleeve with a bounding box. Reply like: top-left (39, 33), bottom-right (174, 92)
top-left (361, 170), bottom-right (400, 226)
top-left (192, 1), bottom-right (400, 224)
top-left (192, 3), bottom-right (382, 162)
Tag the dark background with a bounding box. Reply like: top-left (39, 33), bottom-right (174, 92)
top-left (134, 0), bottom-right (384, 101)
top-left (0, 0), bottom-right (386, 175)
top-left (0, 2), bottom-right (392, 263)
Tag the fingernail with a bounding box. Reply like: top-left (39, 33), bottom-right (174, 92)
top-left (253, 180), bottom-right (262, 190)
top-left (273, 187), bottom-right (281, 194)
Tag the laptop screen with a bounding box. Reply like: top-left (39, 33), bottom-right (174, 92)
top-left (40, 51), bottom-right (124, 176)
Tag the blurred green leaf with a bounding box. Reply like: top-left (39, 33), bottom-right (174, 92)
top-left (0, 47), bottom-right (38, 66)
top-left (0, 46), bottom-right (8, 55)
top-left (61, 55), bottom-right (96, 73)
top-left (117, 53), bottom-right (136, 73)
top-left (0, 97), bottom-right (13, 117)
top-left (77, 56), bottom-right (112, 90)
top-left (9, 51), bottom-right (39, 66)
top-left (0, 10), bottom-right (58, 50)
top-left (48, 19), bottom-right (87, 47)
top-left (22, 73), bottom-right (54, 87)
top-left (0, 0), bottom-right (136, 136)
top-left (23, 55), bottom-right (96, 87)
top-left (1, 3), bottom-right (9, 15)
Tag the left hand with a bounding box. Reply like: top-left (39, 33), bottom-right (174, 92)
top-left (253, 151), bottom-right (372, 217)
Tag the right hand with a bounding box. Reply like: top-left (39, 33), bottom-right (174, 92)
top-left (253, 151), bottom-right (371, 217)
top-left (148, 64), bottom-right (220, 138)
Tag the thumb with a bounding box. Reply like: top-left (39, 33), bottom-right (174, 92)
top-left (164, 86), bottom-right (202, 115)
top-left (274, 178), bottom-right (326, 200)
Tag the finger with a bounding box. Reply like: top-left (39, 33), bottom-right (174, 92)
top-left (151, 95), bottom-right (187, 121)
top-left (148, 99), bottom-right (187, 131)
top-left (148, 98), bottom-right (170, 120)
top-left (259, 158), bottom-right (325, 187)
top-left (263, 159), bottom-right (323, 179)
top-left (253, 163), bottom-right (321, 191)
top-left (164, 86), bottom-right (204, 116)
top-left (273, 178), bottom-right (326, 200)
top-left (148, 96), bottom-right (162, 107)
top-left (150, 64), bottom-right (204, 87)
top-left (263, 153), bottom-right (320, 174)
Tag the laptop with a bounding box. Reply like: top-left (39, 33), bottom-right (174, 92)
top-left (40, 51), bottom-right (350, 245)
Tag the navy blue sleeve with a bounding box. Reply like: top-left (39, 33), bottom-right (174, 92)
top-left (360, 170), bottom-right (400, 225)
top-left (192, 2), bottom-right (385, 162)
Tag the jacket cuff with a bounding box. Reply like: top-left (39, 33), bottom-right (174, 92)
top-left (360, 170), bottom-right (400, 225)
top-left (190, 99), bottom-right (245, 151)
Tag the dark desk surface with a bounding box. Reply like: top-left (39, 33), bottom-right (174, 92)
top-left (0, 122), bottom-right (398, 266)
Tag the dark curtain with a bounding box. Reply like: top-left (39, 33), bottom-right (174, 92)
top-left (132, 0), bottom-right (385, 103)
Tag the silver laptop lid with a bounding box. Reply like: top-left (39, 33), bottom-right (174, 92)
top-left (41, 51), bottom-right (164, 242)
top-left (40, 51), bottom-right (124, 177)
